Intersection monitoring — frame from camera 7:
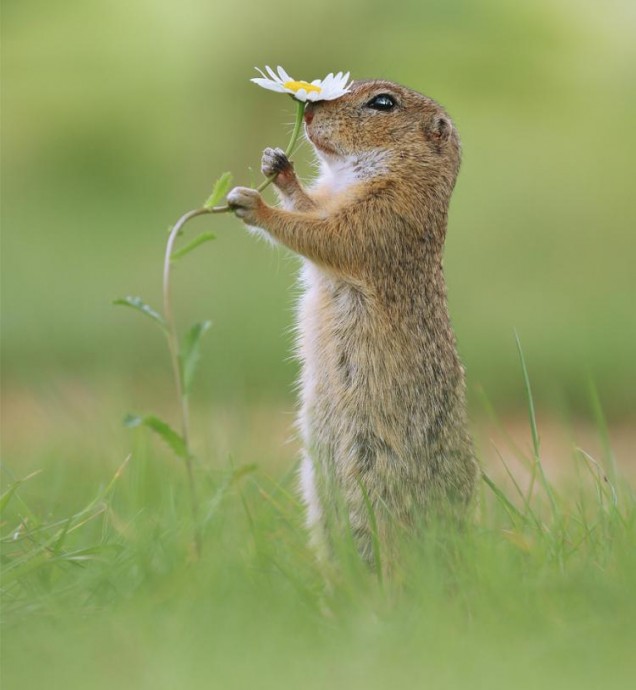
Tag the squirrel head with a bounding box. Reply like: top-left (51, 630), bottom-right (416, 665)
top-left (304, 80), bottom-right (461, 187)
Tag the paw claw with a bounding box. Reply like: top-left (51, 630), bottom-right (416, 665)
top-left (261, 147), bottom-right (292, 178)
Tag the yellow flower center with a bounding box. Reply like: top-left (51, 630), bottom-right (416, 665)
top-left (283, 80), bottom-right (321, 94)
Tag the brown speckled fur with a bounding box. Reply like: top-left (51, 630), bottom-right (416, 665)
top-left (228, 80), bottom-right (478, 565)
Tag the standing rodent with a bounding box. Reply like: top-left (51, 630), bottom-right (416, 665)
top-left (228, 79), bottom-right (478, 564)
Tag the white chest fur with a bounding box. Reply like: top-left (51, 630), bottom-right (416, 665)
top-left (312, 149), bottom-right (389, 199)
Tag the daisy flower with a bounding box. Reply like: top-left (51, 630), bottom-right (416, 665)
top-left (251, 66), bottom-right (352, 102)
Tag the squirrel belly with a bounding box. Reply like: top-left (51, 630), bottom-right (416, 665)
top-left (297, 253), bottom-right (477, 562)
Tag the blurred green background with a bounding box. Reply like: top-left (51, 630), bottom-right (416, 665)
top-left (2, 0), bottom-right (635, 419)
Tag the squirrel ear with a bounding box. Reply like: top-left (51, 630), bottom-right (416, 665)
top-left (425, 114), bottom-right (453, 146)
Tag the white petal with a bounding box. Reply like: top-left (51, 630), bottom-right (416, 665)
top-left (265, 65), bottom-right (281, 83)
top-left (295, 88), bottom-right (308, 102)
top-left (255, 67), bottom-right (269, 80)
top-left (277, 65), bottom-right (293, 83)
top-left (322, 84), bottom-right (349, 101)
top-left (252, 79), bottom-right (287, 92)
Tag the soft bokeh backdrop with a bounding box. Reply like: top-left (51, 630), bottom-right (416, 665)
top-left (3, 0), bottom-right (635, 419)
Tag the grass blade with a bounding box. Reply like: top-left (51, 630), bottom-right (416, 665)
top-left (0, 475), bottom-right (42, 516)
top-left (481, 471), bottom-right (527, 524)
top-left (588, 381), bottom-right (618, 486)
top-left (514, 331), bottom-right (557, 516)
top-left (514, 331), bottom-right (540, 458)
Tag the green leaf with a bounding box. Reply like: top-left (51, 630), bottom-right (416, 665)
top-left (204, 171), bottom-right (233, 208)
top-left (180, 321), bottom-right (212, 395)
top-left (113, 296), bottom-right (166, 330)
top-left (170, 232), bottom-right (216, 262)
top-left (124, 414), bottom-right (189, 459)
top-left (123, 414), bottom-right (143, 428)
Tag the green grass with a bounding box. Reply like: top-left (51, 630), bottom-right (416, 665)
top-left (2, 398), bottom-right (634, 689)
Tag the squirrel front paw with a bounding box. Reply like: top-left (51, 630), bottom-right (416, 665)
top-left (261, 147), bottom-right (293, 180)
top-left (227, 186), bottom-right (264, 224)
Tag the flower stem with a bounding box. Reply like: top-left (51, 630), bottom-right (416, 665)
top-left (210, 99), bottom-right (305, 212)
top-left (256, 98), bottom-right (305, 193)
top-left (285, 99), bottom-right (307, 157)
top-left (160, 99), bottom-right (306, 556)
top-left (163, 208), bottom-right (207, 557)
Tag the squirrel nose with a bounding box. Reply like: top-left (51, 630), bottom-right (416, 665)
top-left (304, 105), bottom-right (315, 125)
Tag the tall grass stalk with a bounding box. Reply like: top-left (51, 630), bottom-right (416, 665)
top-left (514, 330), bottom-right (558, 517)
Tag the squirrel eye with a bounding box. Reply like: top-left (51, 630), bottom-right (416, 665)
top-left (365, 94), bottom-right (396, 111)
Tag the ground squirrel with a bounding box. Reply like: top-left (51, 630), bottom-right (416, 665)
top-left (228, 80), bottom-right (478, 563)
